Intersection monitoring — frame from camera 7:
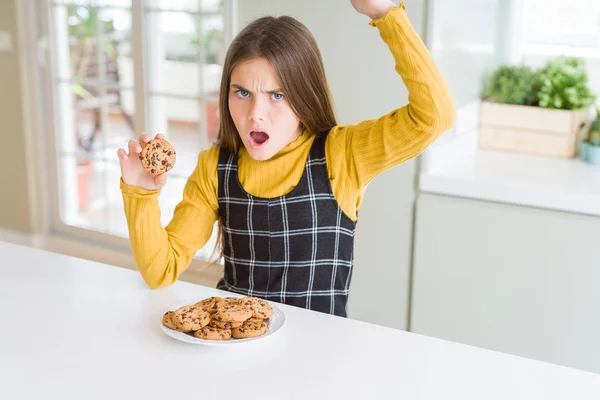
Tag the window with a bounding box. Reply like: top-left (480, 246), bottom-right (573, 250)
top-left (519, 0), bottom-right (600, 101)
top-left (522, 0), bottom-right (600, 50)
top-left (44, 0), bottom-right (236, 258)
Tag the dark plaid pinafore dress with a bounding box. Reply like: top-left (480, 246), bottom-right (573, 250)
top-left (215, 132), bottom-right (356, 317)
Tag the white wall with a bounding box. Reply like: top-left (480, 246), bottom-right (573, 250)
top-left (0, 0), bottom-right (34, 233)
top-left (238, 0), bottom-right (426, 329)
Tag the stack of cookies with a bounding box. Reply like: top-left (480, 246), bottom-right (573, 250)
top-left (162, 296), bottom-right (273, 341)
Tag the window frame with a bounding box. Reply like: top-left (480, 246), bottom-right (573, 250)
top-left (30, 0), bottom-right (237, 256)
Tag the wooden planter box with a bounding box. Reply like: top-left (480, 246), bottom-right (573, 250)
top-left (478, 102), bottom-right (590, 158)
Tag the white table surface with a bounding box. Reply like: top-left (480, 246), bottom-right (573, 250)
top-left (2, 241), bottom-right (600, 399)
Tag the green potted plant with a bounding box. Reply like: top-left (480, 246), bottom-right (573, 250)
top-left (579, 108), bottom-right (600, 165)
top-left (479, 56), bottom-right (596, 159)
top-left (481, 65), bottom-right (539, 106)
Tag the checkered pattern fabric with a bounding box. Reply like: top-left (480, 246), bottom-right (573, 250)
top-left (216, 133), bottom-right (356, 317)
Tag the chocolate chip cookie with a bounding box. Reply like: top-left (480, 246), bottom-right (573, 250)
top-left (239, 296), bottom-right (273, 319)
top-left (171, 306), bottom-right (210, 332)
top-left (193, 326), bottom-right (232, 341)
top-left (231, 319), bottom-right (269, 339)
top-left (139, 138), bottom-right (176, 175)
top-left (194, 296), bottom-right (223, 314)
top-left (246, 317), bottom-right (267, 324)
top-left (221, 297), bottom-right (243, 307)
top-left (209, 318), bottom-right (243, 329)
top-left (162, 311), bottom-right (179, 331)
top-left (213, 305), bottom-right (252, 323)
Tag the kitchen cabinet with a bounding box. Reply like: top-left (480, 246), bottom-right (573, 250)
top-left (411, 192), bottom-right (600, 374)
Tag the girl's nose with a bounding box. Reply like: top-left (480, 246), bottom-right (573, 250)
top-left (248, 98), bottom-right (266, 122)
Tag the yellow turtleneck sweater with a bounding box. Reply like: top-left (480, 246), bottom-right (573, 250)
top-left (120, 4), bottom-right (455, 289)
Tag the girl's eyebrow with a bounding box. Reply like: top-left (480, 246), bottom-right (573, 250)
top-left (230, 83), bottom-right (282, 93)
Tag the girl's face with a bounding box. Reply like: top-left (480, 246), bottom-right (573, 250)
top-left (228, 57), bottom-right (303, 161)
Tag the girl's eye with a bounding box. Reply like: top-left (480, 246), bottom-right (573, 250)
top-left (271, 93), bottom-right (284, 101)
top-left (236, 90), bottom-right (250, 98)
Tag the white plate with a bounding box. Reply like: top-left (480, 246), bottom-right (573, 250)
top-left (160, 300), bottom-right (286, 345)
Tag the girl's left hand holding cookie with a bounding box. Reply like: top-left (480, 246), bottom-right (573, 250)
top-left (116, 133), bottom-right (169, 190)
top-left (350, 0), bottom-right (396, 20)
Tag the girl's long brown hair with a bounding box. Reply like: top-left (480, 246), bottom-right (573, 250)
top-left (210, 15), bottom-right (337, 265)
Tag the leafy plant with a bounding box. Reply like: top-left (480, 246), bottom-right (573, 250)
top-left (536, 57), bottom-right (596, 110)
top-left (68, 6), bottom-right (119, 101)
top-left (68, 6), bottom-right (118, 67)
top-left (482, 65), bottom-right (539, 105)
top-left (67, 6), bottom-right (132, 153)
top-left (482, 56), bottom-right (596, 111)
top-left (587, 119), bottom-right (600, 146)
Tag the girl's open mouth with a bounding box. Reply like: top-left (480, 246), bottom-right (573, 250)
top-left (249, 130), bottom-right (270, 149)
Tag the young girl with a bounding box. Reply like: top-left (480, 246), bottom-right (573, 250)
top-left (117, 0), bottom-right (455, 318)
